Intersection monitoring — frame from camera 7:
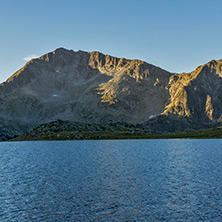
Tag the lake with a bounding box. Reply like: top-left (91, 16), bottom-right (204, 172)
top-left (1, 139), bottom-right (222, 221)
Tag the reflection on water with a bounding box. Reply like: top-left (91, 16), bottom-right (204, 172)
top-left (0, 139), bottom-right (222, 221)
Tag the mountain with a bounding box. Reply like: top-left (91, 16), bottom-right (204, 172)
top-left (164, 60), bottom-right (222, 122)
top-left (0, 47), bottom-right (222, 140)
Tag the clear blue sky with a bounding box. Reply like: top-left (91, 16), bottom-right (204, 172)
top-left (0, 0), bottom-right (222, 82)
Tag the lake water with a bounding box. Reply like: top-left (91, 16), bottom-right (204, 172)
top-left (1, 139), bottom-right (222, 221)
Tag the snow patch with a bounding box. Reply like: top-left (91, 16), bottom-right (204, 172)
top-left (149, 115), bottom-right (156, 119)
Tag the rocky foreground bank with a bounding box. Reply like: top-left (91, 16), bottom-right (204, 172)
top-left (10, 120), bottom-right (222, 141)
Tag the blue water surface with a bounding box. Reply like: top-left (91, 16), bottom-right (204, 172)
top-left (0, 139), bottom-right (222, 221)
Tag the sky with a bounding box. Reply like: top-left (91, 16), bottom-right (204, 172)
top-left (0, 0), bottom-right (222, 83)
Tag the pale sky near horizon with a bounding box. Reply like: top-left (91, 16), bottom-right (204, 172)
top-left (0, 0), bottom-right (222, 83)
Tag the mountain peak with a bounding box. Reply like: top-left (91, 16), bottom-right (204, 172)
top-left (52, 47), bottom-right (75, 55)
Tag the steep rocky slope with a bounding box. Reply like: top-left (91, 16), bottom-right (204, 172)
top-left (0, 48), bottom-right (171, 128)
top-left (0, 47), bottom-right (222, 139)
top-left (163, 60), bottom-right (222, 122)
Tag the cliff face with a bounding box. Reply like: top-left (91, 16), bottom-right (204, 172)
top-left (164, 60), bottom-right (222, 123)
top-left (0, 47), bottom-right (222, 138)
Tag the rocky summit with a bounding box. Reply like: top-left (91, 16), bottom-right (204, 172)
top-left (0, 47), bottom-right (222, 140)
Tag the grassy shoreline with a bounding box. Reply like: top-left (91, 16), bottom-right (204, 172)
top-left (10, 127), bottom-right (222, 141)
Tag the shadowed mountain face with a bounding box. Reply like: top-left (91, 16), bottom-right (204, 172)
top-left (0, 47), bottom-right (222, 139)
top-left (0, 48), bottom-right (171, 126)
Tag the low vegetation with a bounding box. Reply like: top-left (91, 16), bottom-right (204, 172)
top-left (10, 120), bottom-right (222, 141)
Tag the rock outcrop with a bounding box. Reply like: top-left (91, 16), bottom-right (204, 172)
top-left (163, 60), bottom-right (222, 123)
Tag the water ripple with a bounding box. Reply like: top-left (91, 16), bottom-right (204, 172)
top-left (0, 139), bottom-right (222, 221)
